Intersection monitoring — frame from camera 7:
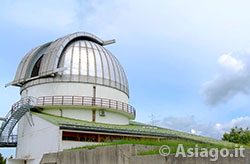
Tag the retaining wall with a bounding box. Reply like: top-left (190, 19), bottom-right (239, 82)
top-left (40, 144), bottom-right (250, 164)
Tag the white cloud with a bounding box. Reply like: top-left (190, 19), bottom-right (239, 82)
top-left (218, 53), bottom-right (244, 71)
top-left (157, 115), bottom-right (250, 139)
top-left (214, 116), bottom-right (250, 136)
top-left (200, 52), bottom-right (250, 106)
top-left (157, 115), bottom-right (220, 139)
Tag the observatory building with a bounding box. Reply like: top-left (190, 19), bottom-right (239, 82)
top-left (0, 32), bottom-right (151, 164)
top-left (0, 32), bottom-right (220, 164)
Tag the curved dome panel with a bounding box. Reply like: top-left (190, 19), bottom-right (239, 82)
top-left (10, 32), bottom-right (129, 96)
top-left (58, 40), bottom-right (128, 93)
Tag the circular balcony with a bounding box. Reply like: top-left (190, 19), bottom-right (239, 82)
top-left (36, 96), bottom-right (136, 119)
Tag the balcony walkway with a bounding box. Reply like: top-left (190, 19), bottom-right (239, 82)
top-left (0, 96), bottom-right (136, 147)
top-left (37, 96), bottom-right (136, 118)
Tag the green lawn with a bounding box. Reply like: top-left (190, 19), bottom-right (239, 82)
top-left (66, 138), bottom-right (241, 155)
top-left (34, 112), bottom-right (235, 147)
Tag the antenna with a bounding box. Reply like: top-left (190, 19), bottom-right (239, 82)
top-left (150, 114), bottom-right (155, 126)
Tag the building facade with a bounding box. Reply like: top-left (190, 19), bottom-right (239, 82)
top-left (1, 32), bottom-right (222, 164)
top-left (6, 32), bottom-right (137, 164)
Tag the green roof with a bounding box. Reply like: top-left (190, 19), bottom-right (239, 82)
top-left (33, 112), bottom-right (233, 146)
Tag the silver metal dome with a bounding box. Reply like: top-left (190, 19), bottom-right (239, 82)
top-left (8, 32), bottom-right (129, 96)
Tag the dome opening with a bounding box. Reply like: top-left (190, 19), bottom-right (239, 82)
top-left (10, 32), bottom-right (129, 96)
top-left (31, 55), bottom-right (43, 78)
top-left (27, 43), bottom-right (50, 78)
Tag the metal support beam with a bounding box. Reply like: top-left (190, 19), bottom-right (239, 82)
top-left (103, 39), bottom-right (116, 46)
top-left (5, 67), bottom-right (67, 88)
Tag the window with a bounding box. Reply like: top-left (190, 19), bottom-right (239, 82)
top-left (61, 131), bottom-right (155, 143)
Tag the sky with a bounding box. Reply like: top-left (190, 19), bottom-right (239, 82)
top-left (1, 0), bottom-right (250, 158)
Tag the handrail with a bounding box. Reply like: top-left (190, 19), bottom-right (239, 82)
top-left (36, 96), bottom-right (136, 117)
top-left (3, 97), bottom-right (36, 124)
top-left (0, 97), bottom-right (36, 146)
top-left (0, 135), bottom-right (17, 144)
top-left (0, 96), bottom-right (136, 147)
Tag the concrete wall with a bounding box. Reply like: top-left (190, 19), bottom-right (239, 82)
top-left (7, 159), bottom-right (28, 164)
top-left (40, 144), bottom-right (250, 164)
top-left (60, 141), bottom-right (100, 151)
top-left (40, 144), bottom-right (157, 164)
top-left (43, 108), bottom-right (130, 125)
top-left (16, 114), bottom-right (60, 164)
top-left (43, 108), bottom-right (92, 122)
top-left (21, 83), bottom-right (129, 103)
top-left (21, 82), bottom-right (131, 125)
top-left (130, 151), bottom-right (250, 164)
top-left (95, 109), bottom-right (129, 125)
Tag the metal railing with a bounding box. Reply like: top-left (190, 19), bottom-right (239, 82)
top-left (0, 97), bottom-right (35, 147)
top-left (0, 135), bottom-right (17, 144)
top-left (0, 96), bottom-right (136, 147)
top-left (37, 96), bottom-right (136, 117)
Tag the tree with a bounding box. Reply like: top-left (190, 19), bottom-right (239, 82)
top-left (0, 153), bottom-right (6, 164)
top-left (222, 126), bottom-right (250, 145)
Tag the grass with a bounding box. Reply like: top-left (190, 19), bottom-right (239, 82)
top-left (34, 112), bottom-right (234, 147)
top-left (66, 138), bottom-right (240, 156)
top-left (137, 140), bottom-right (236, 155)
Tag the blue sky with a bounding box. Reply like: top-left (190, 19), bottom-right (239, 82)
top-left (2, 0), bottom-right (250, 157)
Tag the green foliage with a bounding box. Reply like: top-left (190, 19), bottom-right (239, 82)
top-left (67, 138), bottom-right (235, 155)
top-left (0, 153), bottom-right (6, 164)
top-left (222, 126), bottom-right (250, 145)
